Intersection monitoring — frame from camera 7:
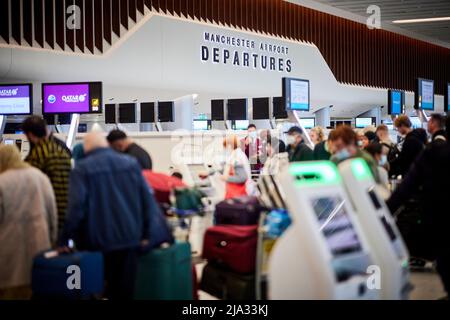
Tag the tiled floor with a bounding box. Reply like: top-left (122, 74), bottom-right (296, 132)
top-left (410, 271), bottom-right (446, 300)
top-left (198, 272), bottom-right (446, 300)
top-left (196, 255), bottom-right (447, 300)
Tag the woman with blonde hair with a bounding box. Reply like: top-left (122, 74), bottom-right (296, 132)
top-left (309, 126), bottom-right (325, 145)
top-left (0, 144), bottom-right (57, 299)
top-left (220, 135), bottom-right (255, 199)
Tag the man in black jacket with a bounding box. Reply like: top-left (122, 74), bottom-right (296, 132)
top-left (390, 115), bottom-right (426, 178)
top-left (387, 116), bottom-right (450, 298)
top-left (285, 126), bottom-right (314, 162)
top-left (107, 130), bottom-right (153, 170)
top-left (427, 113), bottom-right (447, 145)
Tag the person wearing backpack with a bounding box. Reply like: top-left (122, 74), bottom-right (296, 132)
top-left (427, 113), bottom-right (447, 146)
top-left (387, 116), bottom-right (450, 298)
top-left (376, 124), bottom-right (396, 153)
top-left (390, 116), bottom-right (426, 178)
top-left (376, 124), bottom-right (399, 171)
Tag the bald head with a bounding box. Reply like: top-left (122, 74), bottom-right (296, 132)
top-left (84, 132), bottom-right (108, 154)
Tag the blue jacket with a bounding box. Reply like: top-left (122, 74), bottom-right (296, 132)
top-left (60, 148), bottom-right (153, 252)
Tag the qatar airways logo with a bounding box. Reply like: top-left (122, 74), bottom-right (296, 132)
top-left (47, 93), bottom-right (87, 104)
top-left (50, 94), bottom-right (87, 104)
top-left (62, 94), bottom-right (87, 103)
top-left (0, 88), bottom-right (19, 97)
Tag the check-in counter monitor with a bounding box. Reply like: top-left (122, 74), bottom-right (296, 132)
top-left (338, 159), bottom-right (410, 300)
top-left (269, 161), bottom-right (379, 300)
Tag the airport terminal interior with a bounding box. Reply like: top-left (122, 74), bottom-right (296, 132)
top-left (1, 0), bottom-right (450, 301)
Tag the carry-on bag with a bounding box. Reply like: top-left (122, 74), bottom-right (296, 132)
top-left (265, 209), bottom-right (292, 238)
top-left (202, 225), bottom-right (258, 274)
top-left (395, 200), bottom-right (435, 261)
top-left (174, 187), bottom-right (205, 212)
top-left (200, 262), bottom-right (256, 300)
top-left (32, 251), bottom-right (104, 299)
top-left (134, 242), bottom-right (193, 300)
top-left (214, 196), bottom-right (263, 226)
top-left (142, 170), bottom-right (186, 204)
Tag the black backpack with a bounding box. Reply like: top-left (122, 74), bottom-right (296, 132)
top-left (382, 142), bottom-right (400, 163)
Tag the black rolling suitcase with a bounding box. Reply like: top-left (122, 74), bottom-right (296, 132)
top-left (200, 263), bottom-right (255, 300)
top-left (396, 200), bottom-right (435, 262)
top-left (214, 196), bottom-right (263, 226)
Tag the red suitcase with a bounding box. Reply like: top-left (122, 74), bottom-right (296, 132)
top-left (142, 170), bottom-right (186, 204)
top-left (202, 225), bottom-right (258, 274)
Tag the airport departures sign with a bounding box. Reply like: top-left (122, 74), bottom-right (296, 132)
top-left (201, 31), bottom-right (293, 73)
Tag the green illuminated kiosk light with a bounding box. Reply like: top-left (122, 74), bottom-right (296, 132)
top-left (350, 158), bottom-right (373, 181)
top-left (288, 161), bottom-right (341, 186)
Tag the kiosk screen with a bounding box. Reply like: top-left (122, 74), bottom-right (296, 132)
top-left (311, 197), bottom-right (362, 256)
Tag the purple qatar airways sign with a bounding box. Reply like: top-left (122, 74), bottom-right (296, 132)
top-left (43, 83), bottom-right (90, 113)
top-left (0, 85), bottom-right (29, 98)
top-left (0, 85), bottom-right (32, 115)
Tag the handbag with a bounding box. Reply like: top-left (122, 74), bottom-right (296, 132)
top-left (174, 187), bottom-right (205, 212)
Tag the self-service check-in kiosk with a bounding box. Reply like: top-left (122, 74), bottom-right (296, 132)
top-left (338, 158), bottom-right (410, 300)
top-left (269, 161), bottom-right (379, 300)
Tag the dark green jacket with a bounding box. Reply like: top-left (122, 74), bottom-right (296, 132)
top-left (314, 141), bottom-right (331, 161)
top-left (287, 142), bottom-right (314, 162)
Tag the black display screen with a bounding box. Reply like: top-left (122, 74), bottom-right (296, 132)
top-left (227, 99), bottom-right (248, 120)
top-left (105, 104), bottom-right (116, 124)
top-left (118, 103), bottom-right (136, 124)
top-left (273, 96), bottom-right (288, 119)
top-left (158, 101), bottom-right (174, 122)
top-left (141, 102), bottom-right (155, 123)
top-left (211, 100), bottom-right (225, 121)
top-left (252, 97), bottom-right (270, 120)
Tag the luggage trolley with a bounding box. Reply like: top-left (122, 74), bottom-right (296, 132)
top-left (172, 163), bottom-right (218, 257)
top-left (255, 174), bottom-right (290, 300)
